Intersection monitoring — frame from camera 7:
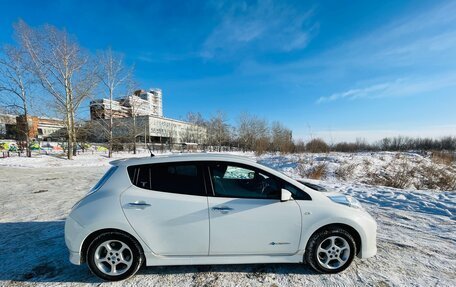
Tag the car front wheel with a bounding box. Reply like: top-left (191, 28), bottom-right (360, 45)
top-left (305, 228), bottom-right (357, 273)
top-left (86, 232), bottom-right (143, 281)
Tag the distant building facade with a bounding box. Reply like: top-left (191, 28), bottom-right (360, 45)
top-left (34, 117), bottom-right (66, 141)
top-left (0, 114), bottom-right (17, 139)
top-left (0, 114), bottom-right (66, 141)
top-left (90, 88), bottom-right (206, 144)
top-left (89, 98), bottom-right (130, 119)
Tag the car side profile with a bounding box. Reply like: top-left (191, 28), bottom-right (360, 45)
top-left (65, 154), bottom-right (377, 281)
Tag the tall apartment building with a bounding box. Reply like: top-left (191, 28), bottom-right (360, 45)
top-left (90, 88), bottom-right (206, 144)
top-left (90, 88), bottom-right (163, 120)
top-left (129, 88), bottom-right (163, 117)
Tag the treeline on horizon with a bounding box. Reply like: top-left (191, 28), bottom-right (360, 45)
top-left (183, 111), bottom-right (456, 154)
top-left (295, 136), bottom-right (456, 153)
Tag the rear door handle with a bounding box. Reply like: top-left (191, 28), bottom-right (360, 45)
top-left (128, 201), bottom-right (151, 209)
top-left (212, 206), bottom-right (233, 214)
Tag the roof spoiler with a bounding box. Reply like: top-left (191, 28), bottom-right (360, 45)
top-left (109, 159), bottom-right (126, 166)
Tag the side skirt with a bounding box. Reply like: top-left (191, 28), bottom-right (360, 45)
top-left (143, 252), bottom-right (305, 266)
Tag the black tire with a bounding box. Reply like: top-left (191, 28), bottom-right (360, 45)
top-left (305, 228), bottom-right (357, 273)
top-left (86, 232), bottom-right (144, 281)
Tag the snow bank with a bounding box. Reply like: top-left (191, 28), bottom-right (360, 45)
top-left (258, 152), bottom-right (456, 191)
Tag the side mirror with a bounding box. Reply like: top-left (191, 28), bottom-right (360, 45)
top-left (281, 188), bottom-right (293, 202)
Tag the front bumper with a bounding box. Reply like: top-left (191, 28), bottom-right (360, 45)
top-left (357, 212), bottom-right (377, 259)
top-left (359, 245), bottom-right (377, 258)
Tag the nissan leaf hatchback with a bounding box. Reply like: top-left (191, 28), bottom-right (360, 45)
top-left (65, 154), bottom-right (377, 281)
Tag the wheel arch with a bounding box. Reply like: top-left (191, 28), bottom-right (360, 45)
top-left (305, 223), bottom-right (362, 256)
top-left (80, 228), bottom-right (145, 264)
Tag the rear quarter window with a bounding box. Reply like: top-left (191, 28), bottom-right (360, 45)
top-left (91, 166), bottom-right (118, 192)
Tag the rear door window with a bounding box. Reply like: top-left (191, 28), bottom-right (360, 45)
top-left (128, 163), bottom-right (205, 196)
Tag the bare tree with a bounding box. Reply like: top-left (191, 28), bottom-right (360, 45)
top-left (306, 138), bottom-right (329, 153)
top-left (74, 119), bottom-right (93, 153)
top-left (0, 44), bottom-right (34, 156)
top-left (127, 86), bottom-right (147, 154)
top-left (97, 48), bottom-right (133, 157)
top-left (237, 112), bottom-right (256, 151)
top-left (237, 112), bottom-right (270, 154)
top-left (208, 111), bottom-right (230, 152)
top-left (271, 121), bottom-right (293, 153)
top-left (15, 20), bottom-right (98, 159)
top-left (252, 118), bottom-right (269, 155)
top-left (294, 139), bottom-right (306, 153)
top-left (182, 112), bottom-right (207, 145)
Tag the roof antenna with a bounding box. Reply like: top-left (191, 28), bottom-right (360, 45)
top-left (146, 143), bottom-right (155, 157)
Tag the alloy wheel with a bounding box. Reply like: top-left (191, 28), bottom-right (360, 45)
top-left (93, 240), bottom-right (133, 276)
top-left (316, 236), bottom-right (351, 270)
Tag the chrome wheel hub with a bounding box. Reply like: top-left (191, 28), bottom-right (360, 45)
top-left (94, 240), bottom-right (133, 276)
top-left (316, 236), bottom-right (350, 270)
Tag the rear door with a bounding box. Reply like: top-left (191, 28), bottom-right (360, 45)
top-left (207, 162), bottom-right (302, 255)
top-left (121, 162), bottom-right (209, 256)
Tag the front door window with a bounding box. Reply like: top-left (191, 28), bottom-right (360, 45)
top-left (210, 163), bottom-right (281, 199)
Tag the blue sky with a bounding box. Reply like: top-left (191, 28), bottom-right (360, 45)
top-left (1, 0), bottom-right (455, 142)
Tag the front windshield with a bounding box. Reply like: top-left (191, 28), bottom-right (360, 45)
top-left (297, 180), bottom-right (327, 192)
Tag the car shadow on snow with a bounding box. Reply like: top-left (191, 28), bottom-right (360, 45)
top-left (0, 221), bottom-right (99, 284)
top-left (0, 220), bottom-right (318, 284)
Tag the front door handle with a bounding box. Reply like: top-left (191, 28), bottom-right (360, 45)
top-left (212, 206), bottom-right (233, 214)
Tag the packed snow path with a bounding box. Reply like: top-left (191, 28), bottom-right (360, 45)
top-left (0, 155), bottom-right (455, 286)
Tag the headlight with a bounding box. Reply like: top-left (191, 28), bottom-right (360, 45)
top-left (328, 195), bottom-right (363, 209)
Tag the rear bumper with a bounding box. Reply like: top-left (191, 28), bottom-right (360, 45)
top-left (69, 250), bottom-right (82, 265)
top-left (65, 215), bottom-right (84, 265)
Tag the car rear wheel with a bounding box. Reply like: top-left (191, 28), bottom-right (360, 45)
top-left (87, 232), bottom-right (143, 281)
top-left (305, 228), bottom-right (356, 273)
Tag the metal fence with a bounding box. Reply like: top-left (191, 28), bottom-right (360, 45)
top-left (1, 143), bottom-right (245, 159)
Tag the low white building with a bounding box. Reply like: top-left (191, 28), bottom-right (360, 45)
top-left (92, 115), bottom-right (207, 144)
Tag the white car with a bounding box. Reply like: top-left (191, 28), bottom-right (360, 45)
top-left (65, 154), bottom-right (377, 281)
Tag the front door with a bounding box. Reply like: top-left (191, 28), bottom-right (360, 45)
top-left (207, 162), bottom-right (302, 255)
top-left (121, 162), bottom-right (209, 256)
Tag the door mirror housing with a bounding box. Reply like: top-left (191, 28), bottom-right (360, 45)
top-left (281, 188), bottom-right (293, 202)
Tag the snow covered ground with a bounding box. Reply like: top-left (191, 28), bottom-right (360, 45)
top-left (258, 151), bottom-right (456, 191)
top-left (0, 152), bottom-right (455, 286)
